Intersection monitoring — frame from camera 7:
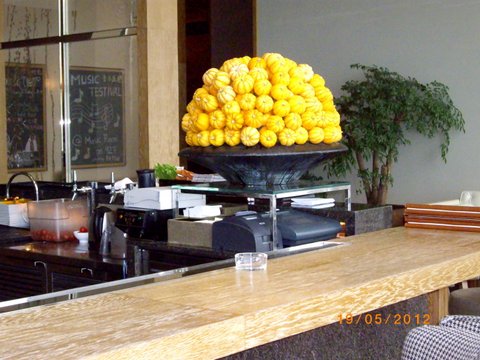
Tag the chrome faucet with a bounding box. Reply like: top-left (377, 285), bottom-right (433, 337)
top-left (109, 172), bottom-right (117, 204)
top-left (6, 172), bottom-right (40, 201)
top-left (108, 172), bottom-right (127, 204)
top-left (71, 170), bottom-right (98, 215)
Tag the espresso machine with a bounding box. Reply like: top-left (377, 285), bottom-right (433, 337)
top-left (118, 186), bottom-right (206, 241)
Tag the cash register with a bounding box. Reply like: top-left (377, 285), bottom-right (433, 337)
top-left (212, 209), bottom-right (342, 253)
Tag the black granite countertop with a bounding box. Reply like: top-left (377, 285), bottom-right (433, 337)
top-left (2, 241), bottom-right (125, 271)
top-left (0, 224), bottom-right (229, 273)
top-left (0, 225), bottom-right (31, 245)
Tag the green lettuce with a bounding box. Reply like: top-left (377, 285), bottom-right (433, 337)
top-left (154, 163), bottom-right (177, 180)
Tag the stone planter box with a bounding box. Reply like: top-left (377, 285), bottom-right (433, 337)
top-left (296, 203), bottom-right (393, 236)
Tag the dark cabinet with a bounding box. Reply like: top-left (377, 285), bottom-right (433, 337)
top-left (127, 242), bottom-right (227, 277)
top-left (0, 262), bottom-right (45, 301)
top-left (0, 253), bottom-right (124, 301)
top-left (48, 262), bottom-right (121, 292)
top-left (50, 269), bottom-right (103, 292)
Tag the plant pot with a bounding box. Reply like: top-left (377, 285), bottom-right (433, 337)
top-left (296, 203), bottom-right (393, 236)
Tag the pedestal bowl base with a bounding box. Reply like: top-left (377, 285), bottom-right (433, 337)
top-left (179, 143), bottom-right (348, 186)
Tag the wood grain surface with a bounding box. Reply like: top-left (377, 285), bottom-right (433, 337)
top-left (1, 227), bottom-right (480, 359)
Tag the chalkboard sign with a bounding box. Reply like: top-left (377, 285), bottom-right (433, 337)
top-left (5, 64), bottom-right (46, 171)
top-left (69, 67), bottom-right (125, 168)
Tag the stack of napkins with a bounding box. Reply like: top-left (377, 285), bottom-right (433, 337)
top-left (183, 205), bottom-right (222, 218)
top-left (291, 197), bottom-right (335, 209)
top-left (0, 203), bottom-right (29, 228)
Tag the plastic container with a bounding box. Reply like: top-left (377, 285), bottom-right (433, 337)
top-left (27, 199), bottom-right (88, 242)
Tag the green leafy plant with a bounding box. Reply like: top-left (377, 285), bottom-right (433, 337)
top-left (154, 163), bottom-right (177, 180)
top-left (325, 64), bottom-right (465, 205)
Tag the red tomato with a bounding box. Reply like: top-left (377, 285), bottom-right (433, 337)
top-left (79, 226), bottom-right (88, 233)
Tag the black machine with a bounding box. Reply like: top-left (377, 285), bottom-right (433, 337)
top-left (212, 209), bottom-right (342, 253)
top-left (115, 207), bottom-right (174, 241)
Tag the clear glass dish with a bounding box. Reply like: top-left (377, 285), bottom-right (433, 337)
top-left (235, 252), bottom-right (268, 271)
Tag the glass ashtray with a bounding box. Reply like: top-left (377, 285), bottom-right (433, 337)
top-left (235, 252), bottom-right (268, 271)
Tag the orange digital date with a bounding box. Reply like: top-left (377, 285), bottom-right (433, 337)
top-left (338, 313), bottom-right (431, 325)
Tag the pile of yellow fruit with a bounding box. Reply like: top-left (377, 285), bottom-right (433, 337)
top-left (181, 53), bottom-right (343, 148)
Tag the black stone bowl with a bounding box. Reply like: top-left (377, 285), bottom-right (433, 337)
top-left (179, 143), bottom-right (348, 185)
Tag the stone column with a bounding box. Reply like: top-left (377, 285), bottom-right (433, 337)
top-left (137, 0), bottom-right (180, 169)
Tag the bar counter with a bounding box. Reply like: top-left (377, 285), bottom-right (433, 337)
top-left (1, 226), bottom-right (480, 359)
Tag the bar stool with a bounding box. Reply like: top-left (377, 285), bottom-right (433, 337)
top-left (449, 288), bottom-right (480, 315)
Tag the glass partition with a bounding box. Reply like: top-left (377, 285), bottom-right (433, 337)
top-left (0, 43), bottom-right (63, 180)
top-left (2, 0), bottom-right (59, 42)
top-left (67, 35), bottom-right (138, 183)
top-left (66, 0), bottom-right (136, 34)
top-left (1, 0), bottom-right (138, 184)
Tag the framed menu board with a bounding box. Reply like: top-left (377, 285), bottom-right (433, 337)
top-left (5, 64), bottom-right (47, 172)
top-left (69, 67), bottom-right (125, 168)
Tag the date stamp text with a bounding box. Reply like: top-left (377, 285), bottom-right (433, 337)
top-left (338, 313), bottom-right (431, 325)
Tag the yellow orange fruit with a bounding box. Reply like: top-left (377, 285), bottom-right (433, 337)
top-left (237, 93), bottom-right (257, 111)
top-left (253, 79), bottom-right (273, 96)
top-left (209, 110), bottom-right (226, 129)
top-left (278, 128), bottom-right (296, 146)
top-left (295, 127), bottom-right (309, 145)
top-left (217, 86), bottom-right (236, 105)
top-left (224, 129), bottom-right (241, 146)
top-left (202, 68), bottom-right (218, 86)
top-left (225, 112), bottom-right (244, 130)
top-left (266, 115), bottom-right (285, 133)
top-left (240, 126), bottom-right (260, 146)
top-left (196, 130), bottom-right (210, 147)
top-left (248, 56), bottom-right (267, 70)
top-left (244, 109), bottom-right (265, 128)
top-left (284, 112), bottom-right (302, 130)
top-left (222, 100), bottom-right (241, 116)
top-left (308, 127), bottom-right (325, 144)
top-left (194, 113), bottom-right (210, 131)
top-left (256, 94), bottom-right (274, 113)
top-left (232, 74), bottom-right (254, 94)
top-left (209, 129), bottom-right (225, 146)
top-left (259, 129), bottom-right (277, 148)
top-left (323, 125), bottom-right (343, 144)
top-left (273, 99), bottom-right (291, 117)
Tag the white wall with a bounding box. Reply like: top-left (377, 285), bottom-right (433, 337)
top-left (257, 0), bottom-right (480, 204)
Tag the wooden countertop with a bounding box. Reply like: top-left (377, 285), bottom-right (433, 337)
top-left (1, 226), bottom-right (480, 359)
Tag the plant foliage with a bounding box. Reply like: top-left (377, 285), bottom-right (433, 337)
top-left (325, 64), bottom-right (465, 205)
top-left (154, 163), bottom-right (177, 180)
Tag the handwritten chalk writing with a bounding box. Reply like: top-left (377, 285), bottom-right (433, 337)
top-left (6, 64), bottom-right (46, 170)
top-left (69, 67), bottom-right (124, 167)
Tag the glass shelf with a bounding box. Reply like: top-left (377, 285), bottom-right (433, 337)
top-left (173, 180), bottom-right (351, 250)
top-left (172, 180), bottom-right (351, 200)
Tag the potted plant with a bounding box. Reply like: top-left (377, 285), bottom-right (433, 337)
top-left (325, 64), bottom-right (465, 206)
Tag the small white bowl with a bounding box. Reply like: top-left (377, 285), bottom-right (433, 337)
top-left (74, 230), bottom-right (89, 242)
